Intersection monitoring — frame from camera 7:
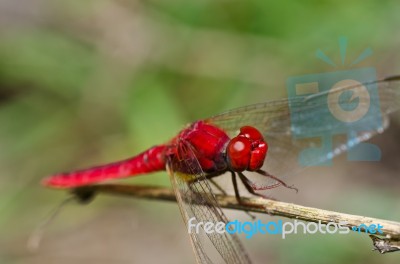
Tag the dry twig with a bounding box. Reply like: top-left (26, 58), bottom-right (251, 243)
top-left (73, 184), bottom-right (400, 254)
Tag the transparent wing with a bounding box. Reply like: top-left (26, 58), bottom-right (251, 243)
top-left (167, 141), bottom-right (252, 264)
top-left (206, 76), bottom-right (400, 181)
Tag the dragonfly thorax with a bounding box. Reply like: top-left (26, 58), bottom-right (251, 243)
top-left (175, 121), bottom-right (231, 173)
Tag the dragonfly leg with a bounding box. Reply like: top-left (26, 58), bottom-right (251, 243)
top-left (201, 172), bottom-right (256, 218)
top-left (231, 172), bottom-right (241, 202)
top-left (209, 178), bottom-right (227, 195)
top-left (231, 172), bottom-right (258, 219)
top-left (255, 169), bottom-right (298, 193)
top-left (237, 172), bottom-right (277, 201)
top-left (203, 172), bottom-right (246, 201)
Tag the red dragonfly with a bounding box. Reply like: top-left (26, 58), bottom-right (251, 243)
top-left (42, 75), bottom-right (400, 264)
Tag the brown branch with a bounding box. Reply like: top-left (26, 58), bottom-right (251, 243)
top-left (73, 184), bottom-right (400, 254)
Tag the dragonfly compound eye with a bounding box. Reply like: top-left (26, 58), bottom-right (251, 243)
top-left (227, 137), bottom-right (252, 171)
top-left (239, 126), bottom-right (263, 141)
top-left (227, 126), bottom-right (268, 172)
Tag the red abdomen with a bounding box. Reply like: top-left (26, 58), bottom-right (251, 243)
top-left (42, 145), bottom-right (167, 188)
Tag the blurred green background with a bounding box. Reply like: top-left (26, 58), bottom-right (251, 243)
top-left (1, 0), bottom-right (400, 263)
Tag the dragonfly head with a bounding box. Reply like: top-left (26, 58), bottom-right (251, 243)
top-left (226, 126), bottom-right (268, 172)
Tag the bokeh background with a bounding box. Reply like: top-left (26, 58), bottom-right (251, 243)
top-left (1, 1), bottom-right (400, 263)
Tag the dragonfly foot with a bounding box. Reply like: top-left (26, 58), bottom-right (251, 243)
top-left (256, 169), bottom-right (298, 193)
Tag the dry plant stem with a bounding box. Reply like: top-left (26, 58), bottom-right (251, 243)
top-left (75, 184), bottom-right (400, 253)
